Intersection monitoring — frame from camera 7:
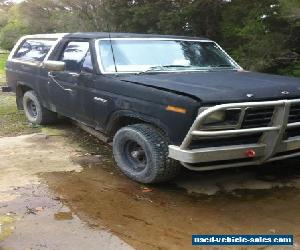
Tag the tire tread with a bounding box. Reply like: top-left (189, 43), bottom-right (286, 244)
top-left (23, 90), bottom-right (57, 125)
top-left (113, 123), bottom-right (181, 183)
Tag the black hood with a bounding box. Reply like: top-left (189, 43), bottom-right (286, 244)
top-left (119, 70), bottom-right (300, 104)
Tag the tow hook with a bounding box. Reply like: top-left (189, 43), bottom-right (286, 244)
top-left (245, 149), bottom-right (256, 158)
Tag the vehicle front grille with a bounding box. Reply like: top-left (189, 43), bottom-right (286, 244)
top-left (189, 133), bottom-right (262, 149)
top-left (288, 104), bottom-right (300, 123)
top-left (284, 127), bottom-right (300, 139)
top-left (241, 107), bottom-right (274, 129)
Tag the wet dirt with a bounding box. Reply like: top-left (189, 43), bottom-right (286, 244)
top-left (0, 127), bottom-right (132, 250)
top-left (0, 184), bottom-right (131, 250)
top-left (0, 124), bottom-right (300, 249)
top-left (54, 211), bottom-right (73, 221)
top-left (43, 158), bottom-right (300, 250)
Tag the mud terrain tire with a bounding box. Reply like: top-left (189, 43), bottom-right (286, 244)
top-left (23, 90), bottom-right (57, 125)
top-left (113, 124), bottom-right (181, 183)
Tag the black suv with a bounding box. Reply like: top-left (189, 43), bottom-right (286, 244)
top-left (4, 32), bottom-right (300, 183)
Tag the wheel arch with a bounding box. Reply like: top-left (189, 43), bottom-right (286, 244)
top-left (106, 110), bottom-right (170, 140)
top-left (16, 83), bottom-right (33, 110)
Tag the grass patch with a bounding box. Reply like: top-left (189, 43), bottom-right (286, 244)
top-left (0, 53), bottom-right (8, 86)
top-left (0, 92), bottom-right (41, 137)
top-left (0, 52), bottom-right (39, 136)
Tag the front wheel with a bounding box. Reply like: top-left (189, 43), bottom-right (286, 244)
top-left (23, 90), bottom-right (58, 125)
top-left (113, 124), bottom-right (181, 183)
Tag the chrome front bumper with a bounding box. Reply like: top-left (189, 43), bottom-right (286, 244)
top-left (168, 99), bottom-right (300, 171)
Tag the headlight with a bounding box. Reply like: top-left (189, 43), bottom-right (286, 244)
top-left (202, 109), bottom-right (241, 126)
top-left (203, 110), bottom-right (226, 124)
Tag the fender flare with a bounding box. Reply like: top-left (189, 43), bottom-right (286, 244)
top-left (15, 82), bottom-right (33, 109)
top-left (105, 110), bottom-right (170, 139)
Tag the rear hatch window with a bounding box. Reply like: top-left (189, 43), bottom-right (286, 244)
top-left (13, 39), bottom-right (57, 62)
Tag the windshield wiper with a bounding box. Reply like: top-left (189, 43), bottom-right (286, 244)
top-left (160, 64), bottom-right (192, 68)
top-left (137, 64), bottom-right (236, 74)
top-left (209, 64), bottom-right (234, 68)
top-left (137, 65), bottom-right (192, 74)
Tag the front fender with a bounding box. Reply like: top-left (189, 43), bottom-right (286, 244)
top-left (106, 110), bottom-right (170, 139)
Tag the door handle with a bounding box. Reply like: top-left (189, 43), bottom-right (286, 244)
top-left (48, 72), bottom-right (73, 92)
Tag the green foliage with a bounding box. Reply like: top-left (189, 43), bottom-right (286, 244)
top-left (0, 53), bottom-right (8, 79)
top-left (0, 0), bottom-right (299, 76)
top-left (0, 21), bottom-right (29, 50)
top-left (0, 5), bottom-right (30, 50)
top-left (220, 0), bottom-right (300, 73)
top-left (278, 61), bottom-right (300, 77)
top-left (280, 0), bottom-right (300, 19)
top-left (0, 10), bottom-right (9, 28)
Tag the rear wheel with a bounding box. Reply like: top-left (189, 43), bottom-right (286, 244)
top-left (113, 124), bottom-right (181, 183)
top-left (23, 90), bottom-right (57, 125)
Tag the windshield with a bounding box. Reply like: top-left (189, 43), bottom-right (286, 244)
top-left (97, 39), bottom-right (239, 73)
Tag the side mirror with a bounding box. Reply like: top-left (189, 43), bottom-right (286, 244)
top-left (43, 60), bottom-right (65, 72)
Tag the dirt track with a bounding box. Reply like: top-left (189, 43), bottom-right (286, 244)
top-left (0, 127), bottom-right (299, 250)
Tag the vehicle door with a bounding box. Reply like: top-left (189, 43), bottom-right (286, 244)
top-left (47, 41), bottom-right (89, 118)
top-left (75, 49), bottom-right (99, 126)
top-left (74, 47), bottom-right (113, 128)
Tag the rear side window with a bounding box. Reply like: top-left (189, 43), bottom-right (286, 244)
top-left (14, 39), bottom-right (56, 62)
top-left (60, 41), bottom-right (90, 72)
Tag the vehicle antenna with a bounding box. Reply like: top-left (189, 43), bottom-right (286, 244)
top-left (107, 26), bottom-right (118, 73)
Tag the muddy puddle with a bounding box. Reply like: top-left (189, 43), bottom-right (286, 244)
top-left (42, 127), bottom-right (300, 250)
top-left (0, 184), bottom-right (132, 250)
top-left (0, 124), bottom-right (300, 249)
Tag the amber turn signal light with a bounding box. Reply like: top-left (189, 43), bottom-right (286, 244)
top-left (166, 105), bottom-right (187, 114)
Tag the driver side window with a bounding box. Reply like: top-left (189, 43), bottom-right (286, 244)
top-left (60, 41), bottom-right (89, 73)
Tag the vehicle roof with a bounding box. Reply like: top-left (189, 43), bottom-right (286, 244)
top-left (24, 32), bottom-right (211, 41)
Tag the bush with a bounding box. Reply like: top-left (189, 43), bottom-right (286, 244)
top-left (0, 20), bottom-right (28, 50)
